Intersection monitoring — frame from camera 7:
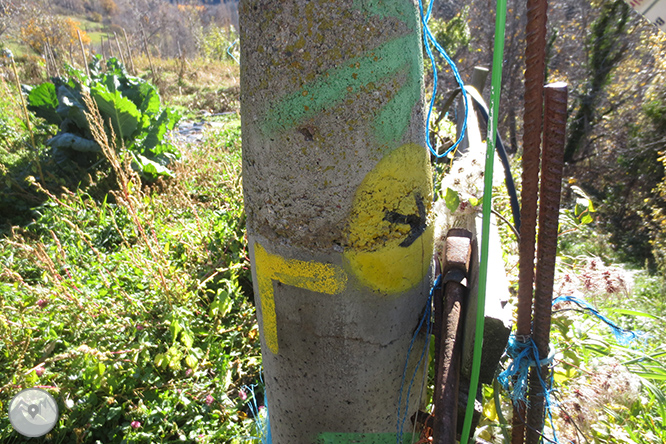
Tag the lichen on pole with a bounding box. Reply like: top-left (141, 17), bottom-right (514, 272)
top-left (239, 0), bottom-right (433, 442)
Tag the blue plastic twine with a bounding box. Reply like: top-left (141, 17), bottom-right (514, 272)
top-left (419, 0), bottom-right (469, 159)
top-left (552, 295), bottom-right (642, 346)
top-left (498, 296), bottom-right (643, 444)
top-left (396, 274), bottom-right (440, 444)
top-left (497, 337), bottom-right (555, 405)
top-left (241, 381), bottom-right (271, 444)
top-left (497, 336), bottom-right (560, 444)
top-left (227, 39), bottom-right (240, 64)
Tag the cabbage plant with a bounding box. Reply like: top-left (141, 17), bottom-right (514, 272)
top-left (25, 55), bottom-right (181, 179)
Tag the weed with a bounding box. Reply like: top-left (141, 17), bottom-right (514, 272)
top-left (0, 113), bottom-right (261, 443)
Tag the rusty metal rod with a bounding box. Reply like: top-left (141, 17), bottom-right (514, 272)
top-left (433, 280), bottom-right (466, 444)
top-left (525, 83), bottom-right (567, 444)
top-left (513, 0), bottom-right (548, 442)
top-left (433, 229), bottom-right (472, 444)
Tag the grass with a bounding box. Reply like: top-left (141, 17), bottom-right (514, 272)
top-left (151, 56), bottom-right (240, 119)
top-left (0, 101), bottom-right (264, 442)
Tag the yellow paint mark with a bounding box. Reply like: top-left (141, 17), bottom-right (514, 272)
top-left (254, 242), bottom-right (348, 354)
top-left (344, 143), bottom-right (433, 294)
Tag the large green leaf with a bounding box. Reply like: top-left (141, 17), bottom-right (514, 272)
top-left (121, 81), bottom-right (160, 115)
top-left (132, 152), bottom-right (174, 179)
top-left (64, 64), bottom-right (89, 86)
top-left (26, 82), bottom-right (62, 126)
top-left (105, 58), bottom-right (127, 78)
top-left (91, 83), bottom-right (142, 141)
top-left (137, 84), bottom-right (161, 115)
top-left (140, 108), bottom-right (181, 154)
top-left (47, 132), bottom-right (101, 153)
top-left (56, 84), bottom-right (89, 134)
top-left (103, 74), bottom-right (122, 96)
top-left (88, 54), bottom-right (104, 79)
top-left (445, 187), bottom-right (460, 213)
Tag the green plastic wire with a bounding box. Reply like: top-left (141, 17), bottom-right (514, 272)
top-left (459, 0), bottom-right (508, 442)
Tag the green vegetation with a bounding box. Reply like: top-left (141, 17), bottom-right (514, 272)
top-left (26, 55), bottom-right (181, 179)
top-left (0, 25), bottom-right (260, 438)
top-left (0, 110), bottom-right (263, 442)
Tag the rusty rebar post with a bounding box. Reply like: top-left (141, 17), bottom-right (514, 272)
top-left (433, 229), bottom-right (472, 444)
top-left (525, 83), bottom-right (567, 444)
top-left (514, 0), bottom-right (548, 443)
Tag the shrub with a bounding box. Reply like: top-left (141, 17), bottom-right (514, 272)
top-left (200, 25), bottom-right (238, 62)
top-left (648, 152), bottom-right (666, 272)
top-left (19, 15), bottom-right (91, 56)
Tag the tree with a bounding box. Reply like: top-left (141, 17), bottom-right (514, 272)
top-left (434, 0), bottom-right (666, 268)
top-left (564, 0), bottom-right (632, 163)
top-left (113, 0), bottom-right (203, 59)
top-left (0, 0), bottom-right (23, 38)
top-left (240, 0), bottom-right (432, 441)
top-left (19, 15), bottom-right (91, 56)
top-left (620, 75), bottom-right (666, 270)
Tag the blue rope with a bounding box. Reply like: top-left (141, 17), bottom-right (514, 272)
top-left (227, 39), bottom-right (240, 64)
top-left (531, 342), bottom-right (559, 444)
top-left (497, 336), bottom-right (540, 405)
top-left (418, 0), bottom-right (469, 159)
top-left (498, 296), bottom-right (643, 444)
top-left (552, 295), bottom-right (642, 346)
top-left (497, 336), bottom-right (560, 444)
top-left (242, 381), bottom-right (271, 444)
top-left (396, 274), bottom-right (441, 444)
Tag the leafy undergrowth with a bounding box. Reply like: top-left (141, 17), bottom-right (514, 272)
top-left (0, 114), bottom-right (264, 443)
top-left (476, 211), bottom-right (666, 444)
top-left (544, 261), bottom-right (666, 444)
top-left (423, 134), bottom-right (666, 444)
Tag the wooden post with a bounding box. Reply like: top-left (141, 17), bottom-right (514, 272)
top-left (122, 29), bottom-right (137, 75)
top-left (140, 27), bottom-right (156, 81)
top-left (77, 29), bottom-right (90, 78)
top-left (106, 34), bottom-right (113, 59)
top-left (114, 32), bottom-right (127, 68)
top-left (100, 36), bottom-right (106, 60)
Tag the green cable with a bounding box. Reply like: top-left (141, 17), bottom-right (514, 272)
top-left (459, 0), bottom-right (508, 442)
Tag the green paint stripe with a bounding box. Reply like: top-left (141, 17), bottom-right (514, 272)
top-left (261, 34), bottom-right (422, 145)
top-left (316, 432), bottom-right (418, 444)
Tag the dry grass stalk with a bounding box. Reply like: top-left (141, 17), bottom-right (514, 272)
top-left (80, 90), bottom-right (175, 305)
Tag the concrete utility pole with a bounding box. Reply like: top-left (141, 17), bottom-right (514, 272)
top-left (240, 0), bottom-right (432, 442)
